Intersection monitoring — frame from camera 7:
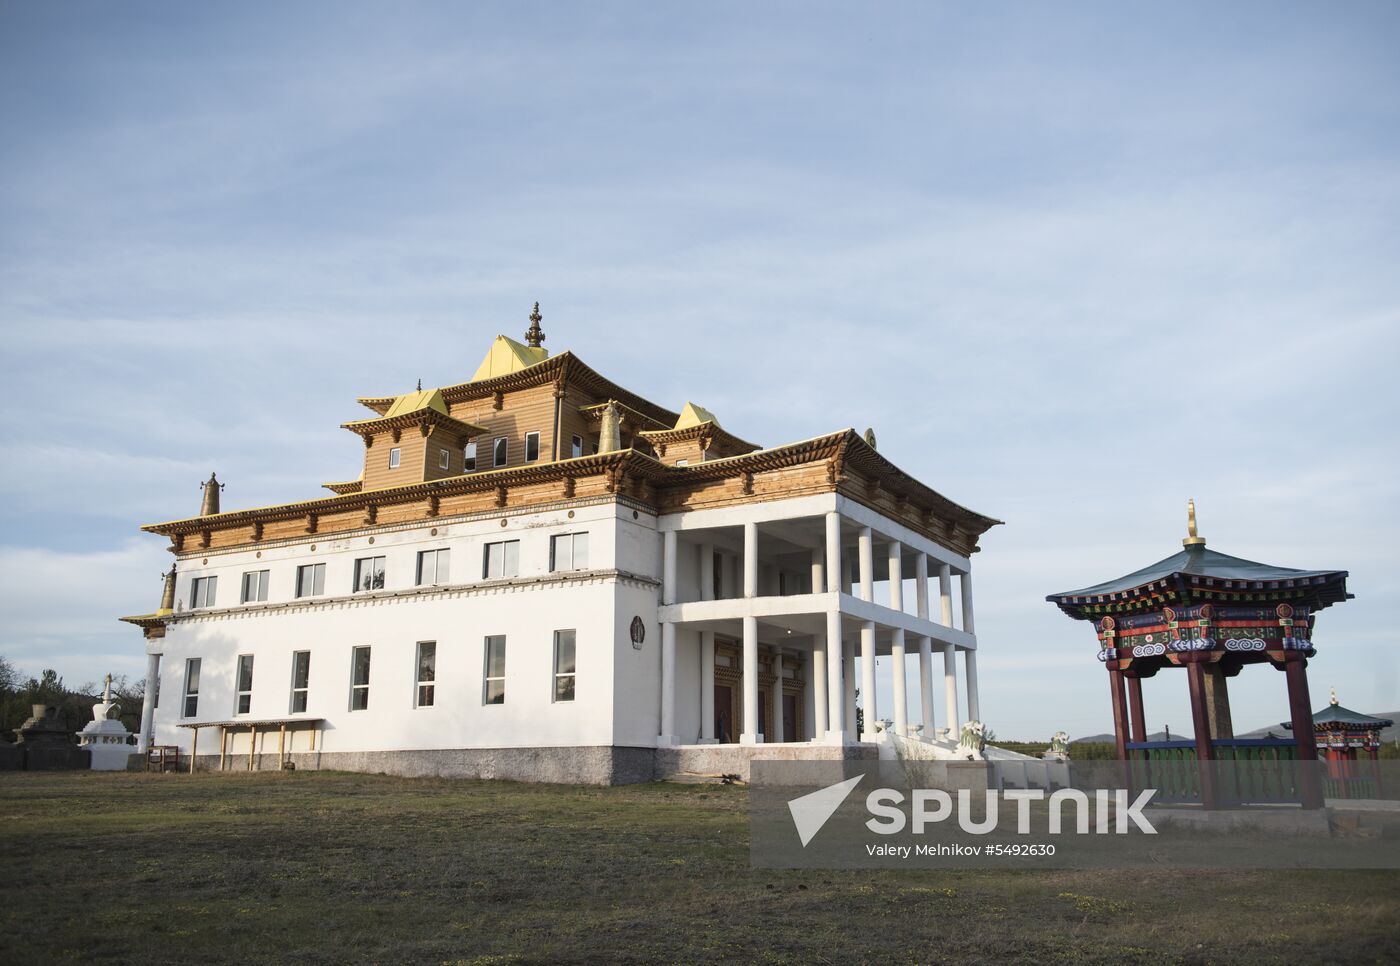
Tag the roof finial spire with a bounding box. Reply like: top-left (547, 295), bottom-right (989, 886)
top-left (417, 378), bottom-right (422, 392)
top-left (1183, 498), bottom-right (1206, 547)
top-left (1330, 686), bottom-right (1338, 706)
top-left (524, 301), bottom-right (545, 348)
top-left (200, 472), bottom-right (224, 517)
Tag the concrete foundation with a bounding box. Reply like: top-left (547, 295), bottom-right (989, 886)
top-left (656, 742), bottom-right (880, 783)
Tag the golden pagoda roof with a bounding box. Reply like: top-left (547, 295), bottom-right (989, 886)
top-left (675, 402), bottom-right (720, 429)
top-left (470, 335), bottom-right (550, 383)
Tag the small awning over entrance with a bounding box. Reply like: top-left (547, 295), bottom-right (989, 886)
top-left (177, 717), bottom-right (325, 774)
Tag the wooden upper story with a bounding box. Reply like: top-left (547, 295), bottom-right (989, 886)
top-left (144, 320), bottom-right (1002, 559)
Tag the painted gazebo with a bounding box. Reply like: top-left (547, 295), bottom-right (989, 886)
top-left (1046, 502), bottom-right (1352, 809)
top-left (1285, 689), bottom-right (1392, 799)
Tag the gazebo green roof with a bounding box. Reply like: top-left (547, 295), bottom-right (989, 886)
top-left (1047, 543), bottom-right (1350, 619)
top-left (1284, 695), bottom-right (1393, 732)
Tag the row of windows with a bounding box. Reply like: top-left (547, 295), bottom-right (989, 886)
top-left (387, 432), bottom-right (595, 474)
top-left (188, 532), bottom-right (591, 609)
top-left (179, 631), bottom-right (577, 718)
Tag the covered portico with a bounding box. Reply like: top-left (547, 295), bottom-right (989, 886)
top-left (655, 492), bottom-right (992, 747)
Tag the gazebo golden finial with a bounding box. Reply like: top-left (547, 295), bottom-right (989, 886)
top-left (1330, 687), bottom-right (1338, 706)
top-left (524, 301), bottom-right (546, 348)
top-left (1183, 498), bottom-right (1206, 547)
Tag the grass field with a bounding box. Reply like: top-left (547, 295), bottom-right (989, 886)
top-left (2, 771), bottom-right (1398, 964)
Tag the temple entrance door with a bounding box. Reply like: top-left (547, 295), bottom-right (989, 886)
top-left (714, 684), bottom-right (734, 744)
top-left (783, 693), bottom-right (799, 742)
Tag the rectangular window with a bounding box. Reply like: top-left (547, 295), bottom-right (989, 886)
top-left (353, 556), bottom-right (386, 593)
top-left (675, 458), bottom-right (688, 466)
top-left (464, 441), bottom-right (477, 471)
top-left (350, 646), bottom-right (371, 711)
top-left (416, 641), bottom-right (436, 708)
top-left (190, 576), bottom-right (218, 609)
top-left (483, 540), bottom-right (520, 579)
top-left (389, 447), bottom-right (401, 469)
top-left (492, 436), bottom-right (508, 467)
top-left (439, 448), bottom-right (450, 470)
top-left (240, 570), bottom-right (269, 604)
top-left (416, 548), bottom-right (450, 586)
top-left (525, 431), bottom-right (540, 462)
top-left (550, 532), bottom-right (589, 572)
top-left (235, 654), bottom-right (254, 715)
top-left (591, 441), bottom-right (599, 454)
top-left (182, 658), bottom-right (201, 718)
top-left (483, 636), bottom-right (506, 705)
top-left (554, 630), bottom-right (576, 702)
top-left (296, 563), bottom-right (326, 598)
top-left (571, 434), bottom-right (583, 459)
top-left (290, 650), bottom-right (310, 713)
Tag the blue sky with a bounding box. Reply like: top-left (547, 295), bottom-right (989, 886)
top-left (2, 2), bottom-right (1397, 737)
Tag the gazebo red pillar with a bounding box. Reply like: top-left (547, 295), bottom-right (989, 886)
top-left (1184, 657), bottom-right (1218, 809)
top-left (1108, 667), bottom-right (1129, 760)
top-left (1126, 676), bottom-right (1147, 743)
top-left (1283, 654), bottom-right (1324, 810)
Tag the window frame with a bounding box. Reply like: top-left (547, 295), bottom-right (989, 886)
top-left (483, 635), bottom-right (506, 705)
top-left (182, 658), bottom-right (201, 718)
top-left (492, 436), bottom-right (508, 467)
top-left (549, 531), bottom-right (589, 572)
top-left (191, 575), bottom-right (218, 609)
top-left (234, 654), bottom-right (254, 715)
top-left (289, 650), bottom-right (310, 714)
top-left (416, 548), bottom-right (450, 586)
top-left (553, 629), bottom-right (576, 703)
top-left (352, 555), bottom-right (386, 593)
top-left (415, 641), bottom-right (437, 708)
top-left (389, 447), bottom-right (401, 469)
top-left (439, 448), bottom-right (450, 470)
top-left (349, 645), bottom-right (371, 711)
top-left (464, 440), bottom-right (477, 471)
top-left (240, 570), bottom-right (269, 604)
top-left (483, 539), bottom-right (520, 579)
top-left (571, 434), bottom-right (583, 459)
top-left (295, 563), bottom-right (326, 599)
top-left (524, 431), bottom-right (540, 462)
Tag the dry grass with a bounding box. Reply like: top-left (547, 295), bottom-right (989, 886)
top-left (2, 770), bottom-right (1397, 964)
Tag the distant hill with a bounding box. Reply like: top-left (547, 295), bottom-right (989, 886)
top-left (1072, 710), bottom-right (1399, 746)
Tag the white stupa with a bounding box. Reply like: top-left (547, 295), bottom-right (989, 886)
top-left (77, 674), bottom-right (134, 770)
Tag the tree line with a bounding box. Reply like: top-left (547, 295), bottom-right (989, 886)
top-left (0, 656), bottom-right (145, 742)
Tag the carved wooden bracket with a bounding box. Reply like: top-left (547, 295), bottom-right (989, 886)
top-left (419, 419), bottom-right (432, 438)
top-left (363, 505), bottom-right (378, 526)
top-left (427, 495), bottom-right (440, 517)
top-left (562, 476), bottom-right (576, 498)
top-left (741, 472), bottom-right (754, 495)
top-left (199, 529), bottom-right (211, 549)
top-left (655, 441), bottom-right (667, 458)
top-left (494, 486), bottom-right (508, 508)
top-left (826, 455), bottom-right (845, 486)
top-left (173, 534), bottom-right (185, 552)
top-left (493, 391), bottom-right (504, 411)
top-left (252, 521), bottom-right (264, 542)
top-left (306, 513), bottom-right (319, 534)
top-left (362, 433), bottom-right (374, 449)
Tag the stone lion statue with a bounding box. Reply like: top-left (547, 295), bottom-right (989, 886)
top-left (957, 720), bottom-right (986, 759)
top-left (1044, 731), bottom-right (1070, 761)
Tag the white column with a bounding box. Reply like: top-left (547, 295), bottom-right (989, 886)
top-left (700, 631), bottom-right (716, 743)
top-left (826, 611), bottom-right (844, 741)
top-left (812, 632), bottom-right (828, 740)
top-left (137, 651), bottom-right (160, 753)
top-left (888, 540), bottom-right (903, 611)
top-left (741, 616), bottom-right (760, 744)
top-left (771, 651), bottom-right (784, 743)
top-left (857, 526), bottom-right (874, 602)
top-left (843, 637), bottom-right (858, 738)
top-left (943, 644), bottom-right (960, 735)
top-left (743, 521), bottom-right (758, 599)
top-left (890, 628), bottom-right (908, 736)
top-left (918, 636), bottom-right (935, 736)
top-left (939, 563), bottom-right (955, 628)
top-left (810, 547), bottom-right (823, 597)
top-left (965, 649), bottom-right (981, 723)
top-left (915, 554), bottom-right (934, 736)
top-left (860, 620), bottom-right (877, 740)
top-left (699, 541), bottom-right (716, 744)
top-left (659, 530), bottom-right (677, 745)
top-left (824, 512), bottom-right (841, 594)
top-left (961, 571), bottom-right (980, 721)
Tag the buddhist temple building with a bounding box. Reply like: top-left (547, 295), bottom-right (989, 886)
top-left (121, 307), bottom-right (1000, 783)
